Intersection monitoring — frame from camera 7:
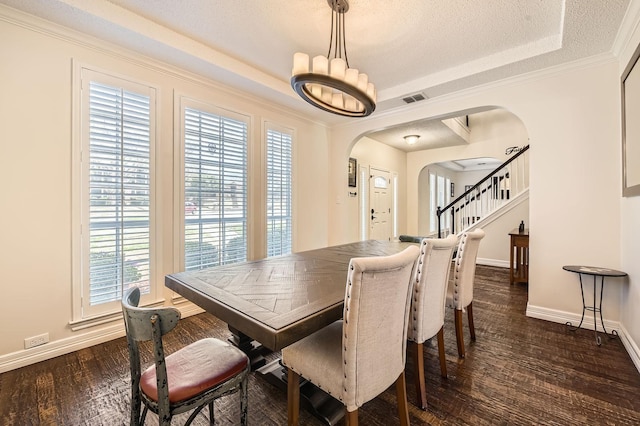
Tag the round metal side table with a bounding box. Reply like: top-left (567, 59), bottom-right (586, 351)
top-left (562, 265), bottom-right (627, 346)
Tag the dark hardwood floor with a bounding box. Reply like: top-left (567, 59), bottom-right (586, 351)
top-left (2, 265), bottom-right (640, 425)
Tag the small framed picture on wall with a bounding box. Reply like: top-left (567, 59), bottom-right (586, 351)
top-left (450, 182), bottom-right (454, 197)
top-left (348, 157), bottom-right (357, 187)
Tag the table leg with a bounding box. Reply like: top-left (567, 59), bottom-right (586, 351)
top-left (510, 239), bottom-right (514, 285)
top-left (566, 274), bottom-right (618, 346)
top-left (593, 275), bottom-right (600, 346)
top-left (227, 326), bottom-right (267, 370)
top-left (566, 274), bottom-right (587, 331)
top-left (596, 275), bottom-right (619, 345)
top-left (226, 327), bottom-right (345, 425)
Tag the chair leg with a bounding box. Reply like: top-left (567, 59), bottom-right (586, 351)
top-left (413, 341), bottom-right (427, 410)
top-left (346, 409), bottom-right (358, 426)
top-left (135, 405), bottom-right (148, 426)
top-left (240, 373), bottom-right (248, 426)
top-left (468, 302), bottom-right (476, 342)
top-left (455, 309), bottom-right (465, 358)
top-left (287, 368), bottom-right (300, 426)
top-left (208, 401), bottom-right (215, 426)
top-left (130, 385), bottom-right (142, 426)
top-left (437, 327), bottom-right (447, 378)
top-left (395, 372), bottom-right (410, 426)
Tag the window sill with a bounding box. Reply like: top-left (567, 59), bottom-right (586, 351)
top-left (69, 298), bottom-right (166, 331)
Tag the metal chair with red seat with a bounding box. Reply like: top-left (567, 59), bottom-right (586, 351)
top-left (121, 287), bottom-right (249, 425)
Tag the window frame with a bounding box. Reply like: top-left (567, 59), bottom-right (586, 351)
top-left (71, 64), bottom-right (159, 323)
top-left (174, 95), bottom-right (252, 274)
top-left (429, 169), bottom-right (452, 234)
top-left (264, 122), bottom-right (294, 257)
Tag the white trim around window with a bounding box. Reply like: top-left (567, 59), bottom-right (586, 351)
top-left (263, 121), bottom-right (294, 258)
top-left (71, 63), bottom-right (160, 323)
top-left (174, 95), bottom-right (252, 275)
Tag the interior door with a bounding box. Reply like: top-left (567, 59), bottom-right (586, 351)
top-left (369, 168), bottom-right (391, 241)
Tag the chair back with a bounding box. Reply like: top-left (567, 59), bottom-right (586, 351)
top-left (409, 235), bottom-right (458, 343)
top-left (342, 245), bottom-right (420, 409)
top-left (122, 287), bottom-right (181, 420)
top-left (448, 229), bottom-right (485, 310)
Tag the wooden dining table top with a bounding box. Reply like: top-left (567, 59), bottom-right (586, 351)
top-left (165, 239), bottom-right (415, 351)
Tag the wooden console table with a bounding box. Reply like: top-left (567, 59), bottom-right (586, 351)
top-left (509, 228), bottom-right (529, 285)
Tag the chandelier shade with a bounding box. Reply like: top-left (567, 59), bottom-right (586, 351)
top-left (291, 0), bottom-right (376, 117)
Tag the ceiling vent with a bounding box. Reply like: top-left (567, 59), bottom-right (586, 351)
top-left (402, 92), bottom-right (428, 104)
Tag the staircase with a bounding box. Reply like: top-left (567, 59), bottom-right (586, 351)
top-left (436, 145), bottom-right (529, 237)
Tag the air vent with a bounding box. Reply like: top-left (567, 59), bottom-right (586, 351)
top-left (402, 92), bottom-right (427, 104)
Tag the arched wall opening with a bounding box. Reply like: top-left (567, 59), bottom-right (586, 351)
top-left (347, 107), bottom-right (529, 254)
top-left (330, 62), bottom-right (624, 347)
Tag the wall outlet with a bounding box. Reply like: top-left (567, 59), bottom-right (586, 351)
top-left (24, 333), bottom-right (49, 349)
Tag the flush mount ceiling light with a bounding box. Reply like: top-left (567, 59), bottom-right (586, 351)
top-left (291, 0), bottom-right (376, 117)
top-left (404, 135), bottom-right (420, 145)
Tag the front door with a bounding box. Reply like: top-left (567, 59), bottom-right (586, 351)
top-left (369, 168), bottom-right (391, 241)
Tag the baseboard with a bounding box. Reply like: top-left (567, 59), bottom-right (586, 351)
top-left (618, 323), bottom-right (640, 373)
top-left (0, 301), bottom-right (207, 374)
top-left (477, 258), bottom-right (509, 268)
top-left (0, 323), bottom-right (126, 374)
top-left (526, 303), bottom-right (640, 374)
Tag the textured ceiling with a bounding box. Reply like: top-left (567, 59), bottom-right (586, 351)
top-left (0, 0), bottom-right (633, 149)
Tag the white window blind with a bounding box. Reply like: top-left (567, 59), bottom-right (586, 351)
top-left (266, 127), bottom-right (292, 257)
top-left (85, 80), bottom-right (152, 311)
top-left (184, 107), bottom-right (247, 270)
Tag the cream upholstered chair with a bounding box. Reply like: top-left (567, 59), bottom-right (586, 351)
top-left (122, 287), bottom-right (249, 426)
top-left (281, 245), bottom-right (420, 426)
top-left (407, 235), bottom-right (458, 409)
top-left (446, 228), bottom-right (485, 358)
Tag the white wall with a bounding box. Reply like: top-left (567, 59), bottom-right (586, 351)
top-left (348, 136), bottom-right (408, 242)
top-left (619, 20), bottom-right (640, 368)
top-left (456, 170), bottom-right (492, 191)
top-left (327, 58), bottom-right (625, 350)
top-left (0, 10), bottom-right (329, 370)
top-left (475, 196), bottom-right (529, 267)
top-left (469, 108), bottom-right (529, 144)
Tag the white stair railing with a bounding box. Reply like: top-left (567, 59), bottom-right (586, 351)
top-left (437, 145), bottom-right (529, 237)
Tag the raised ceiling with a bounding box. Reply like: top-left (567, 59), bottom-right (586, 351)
top-left (1, 0), bottom-right (635, 155)
top-left (0, 0), bottom-right (631, 126)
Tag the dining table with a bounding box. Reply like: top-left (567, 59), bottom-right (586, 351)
top-left (165, 239), bottom-right (416, 425)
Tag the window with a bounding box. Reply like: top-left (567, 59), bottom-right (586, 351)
top-left (429, 170), bottom-right (452, 234)
top-left (360, 165), bottom-right (368, 240)
top-left (429, 172), bottom-right (437, 233)
top-left (182, 103), bottom-right (248, 270)
top-left (266, 126), bottom-right (293, 257)
top-left (78, 69), bottom-right (156, 319)
top-left (392, 172), bottom-right (398, 239)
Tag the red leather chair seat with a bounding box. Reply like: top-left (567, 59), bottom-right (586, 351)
top-left (140, 338), bottom-right (249, 404)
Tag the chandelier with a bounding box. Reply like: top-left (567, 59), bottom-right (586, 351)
top-left (291, 0), bottom-right (376, 117)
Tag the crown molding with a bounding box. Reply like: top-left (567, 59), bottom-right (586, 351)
top-left (0, 4), bottom-right (328, 128)
top-left (612, 0), bottom-right (640, 59)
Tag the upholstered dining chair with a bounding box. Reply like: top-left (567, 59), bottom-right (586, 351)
top-left (121, 287), bottom-right (250, 426)
top-left (281, 245), bottom-right (420, 426)
top-left (446, 228), bottom-right (485, 358)
top-left (407, 235), bottom-right (458, 409)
